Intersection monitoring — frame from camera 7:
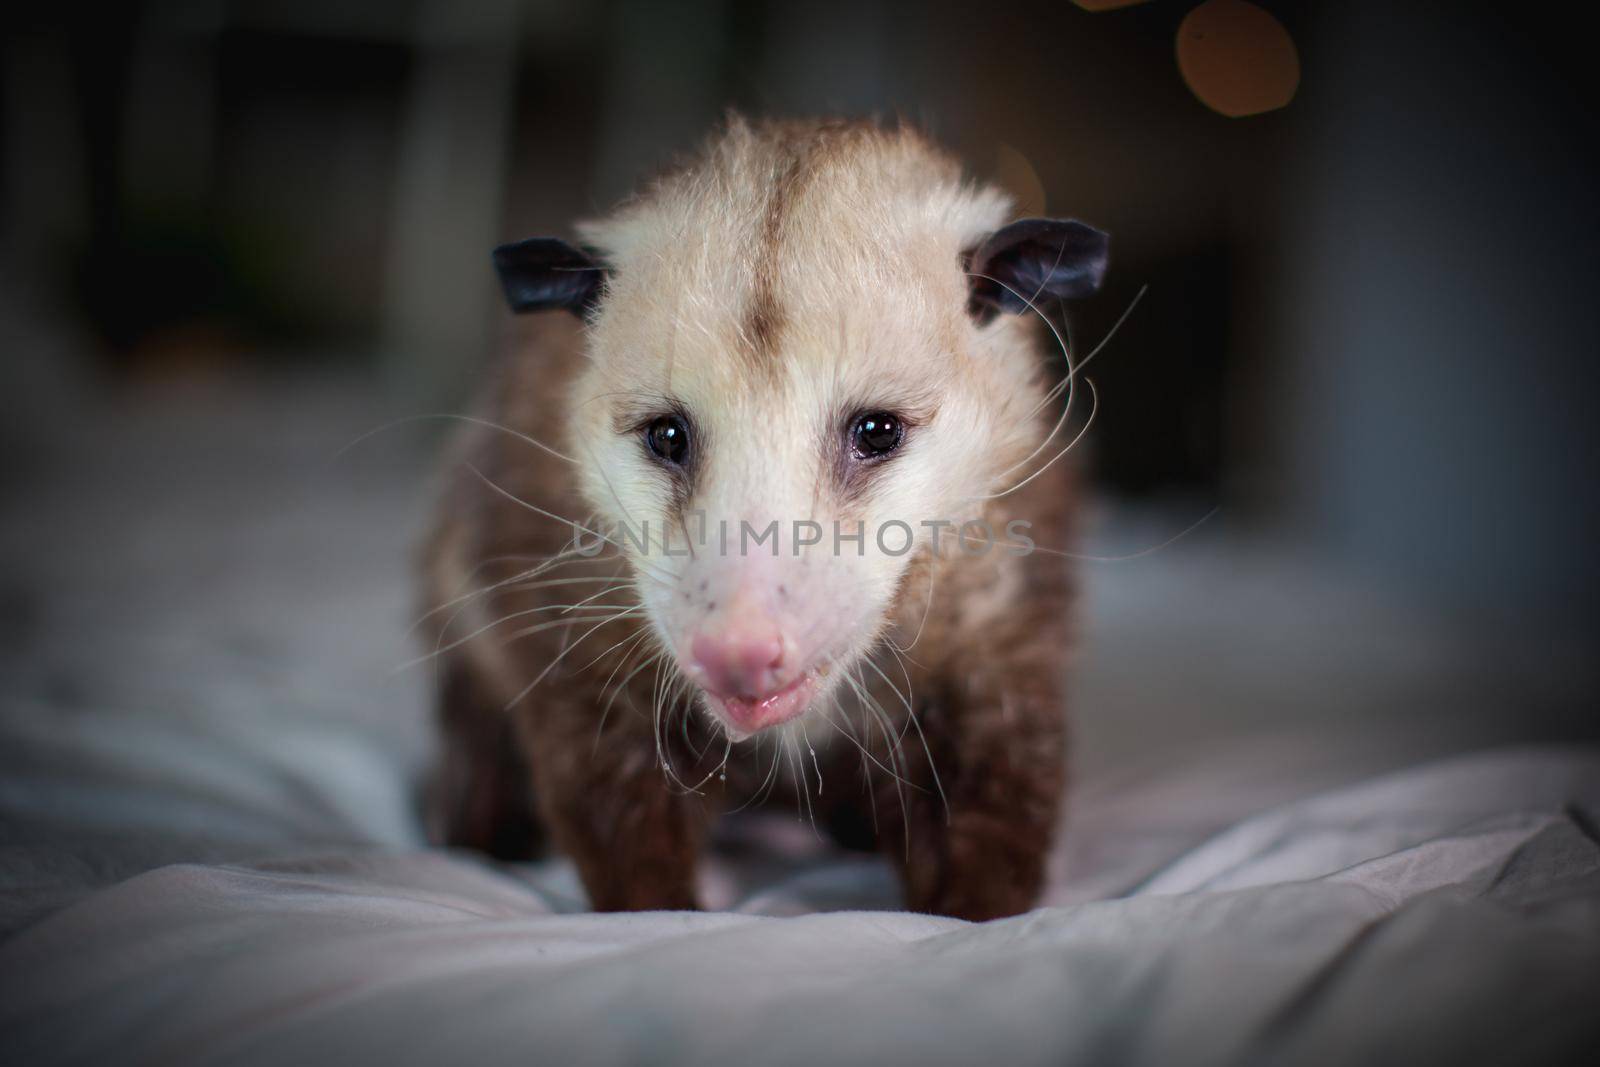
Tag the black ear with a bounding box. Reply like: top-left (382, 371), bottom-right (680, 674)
top-left (966, 218), bottom-right (1109, 322)
top-left (491, 237), bottom-right (606, 316)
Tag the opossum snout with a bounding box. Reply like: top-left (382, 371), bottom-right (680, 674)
top-left (683, 602), bottom-right (816, 734)
top-left (689, 626), bottom-right (785, 700)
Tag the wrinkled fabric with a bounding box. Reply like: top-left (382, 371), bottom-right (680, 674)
top-left (3, 393), bottom-right (1597, 1065)
top-left (2, 749), bottom-right (1596, 1067)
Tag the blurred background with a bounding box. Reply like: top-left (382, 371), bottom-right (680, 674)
top-left (1, 0), bottom-right (1596, 871)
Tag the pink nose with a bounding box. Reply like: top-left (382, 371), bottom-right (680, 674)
top-left (690, 626), bottom-right (786, 699)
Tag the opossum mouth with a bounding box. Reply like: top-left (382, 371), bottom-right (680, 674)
top-left (705, 670), bottom-right (820, 740)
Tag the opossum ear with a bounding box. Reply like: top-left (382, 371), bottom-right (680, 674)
top-left (966, 218), bottom-right (1109, 322)
top-left (492, 238), bottom-right (606, 316)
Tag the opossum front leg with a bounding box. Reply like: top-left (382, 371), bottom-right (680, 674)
top-left (892, 680), bottom-right (1067, 922)
top-left (522, 715), bottom-right (708, 911)
top-left (427, 662), bottom-right (545, 860)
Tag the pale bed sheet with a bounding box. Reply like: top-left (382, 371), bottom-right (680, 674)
top-left (2, 388), bottom-right (1596, 1065)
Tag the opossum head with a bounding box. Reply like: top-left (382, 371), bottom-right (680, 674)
top-left (494, 118), bottom-right (1106, 740)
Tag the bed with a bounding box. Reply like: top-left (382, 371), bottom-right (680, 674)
top-left (2, 387), bottom-right (1596, 1065)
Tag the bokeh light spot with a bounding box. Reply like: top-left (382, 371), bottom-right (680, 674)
top-left (1177, 0), bottom-right (1300, 117)
top-left (992, 143), bottom-right (1047, 219)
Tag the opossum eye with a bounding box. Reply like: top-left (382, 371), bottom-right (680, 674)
top-left (645, 415), bottom-right (691, 466)
top-left (851, 412), bottom-right (903, 458)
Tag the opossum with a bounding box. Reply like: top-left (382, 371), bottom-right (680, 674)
top-left (419, 115), bottom-right (1107, 920)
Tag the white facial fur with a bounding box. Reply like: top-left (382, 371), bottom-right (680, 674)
top-left (563, 119), bottom-right (1052, 738)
